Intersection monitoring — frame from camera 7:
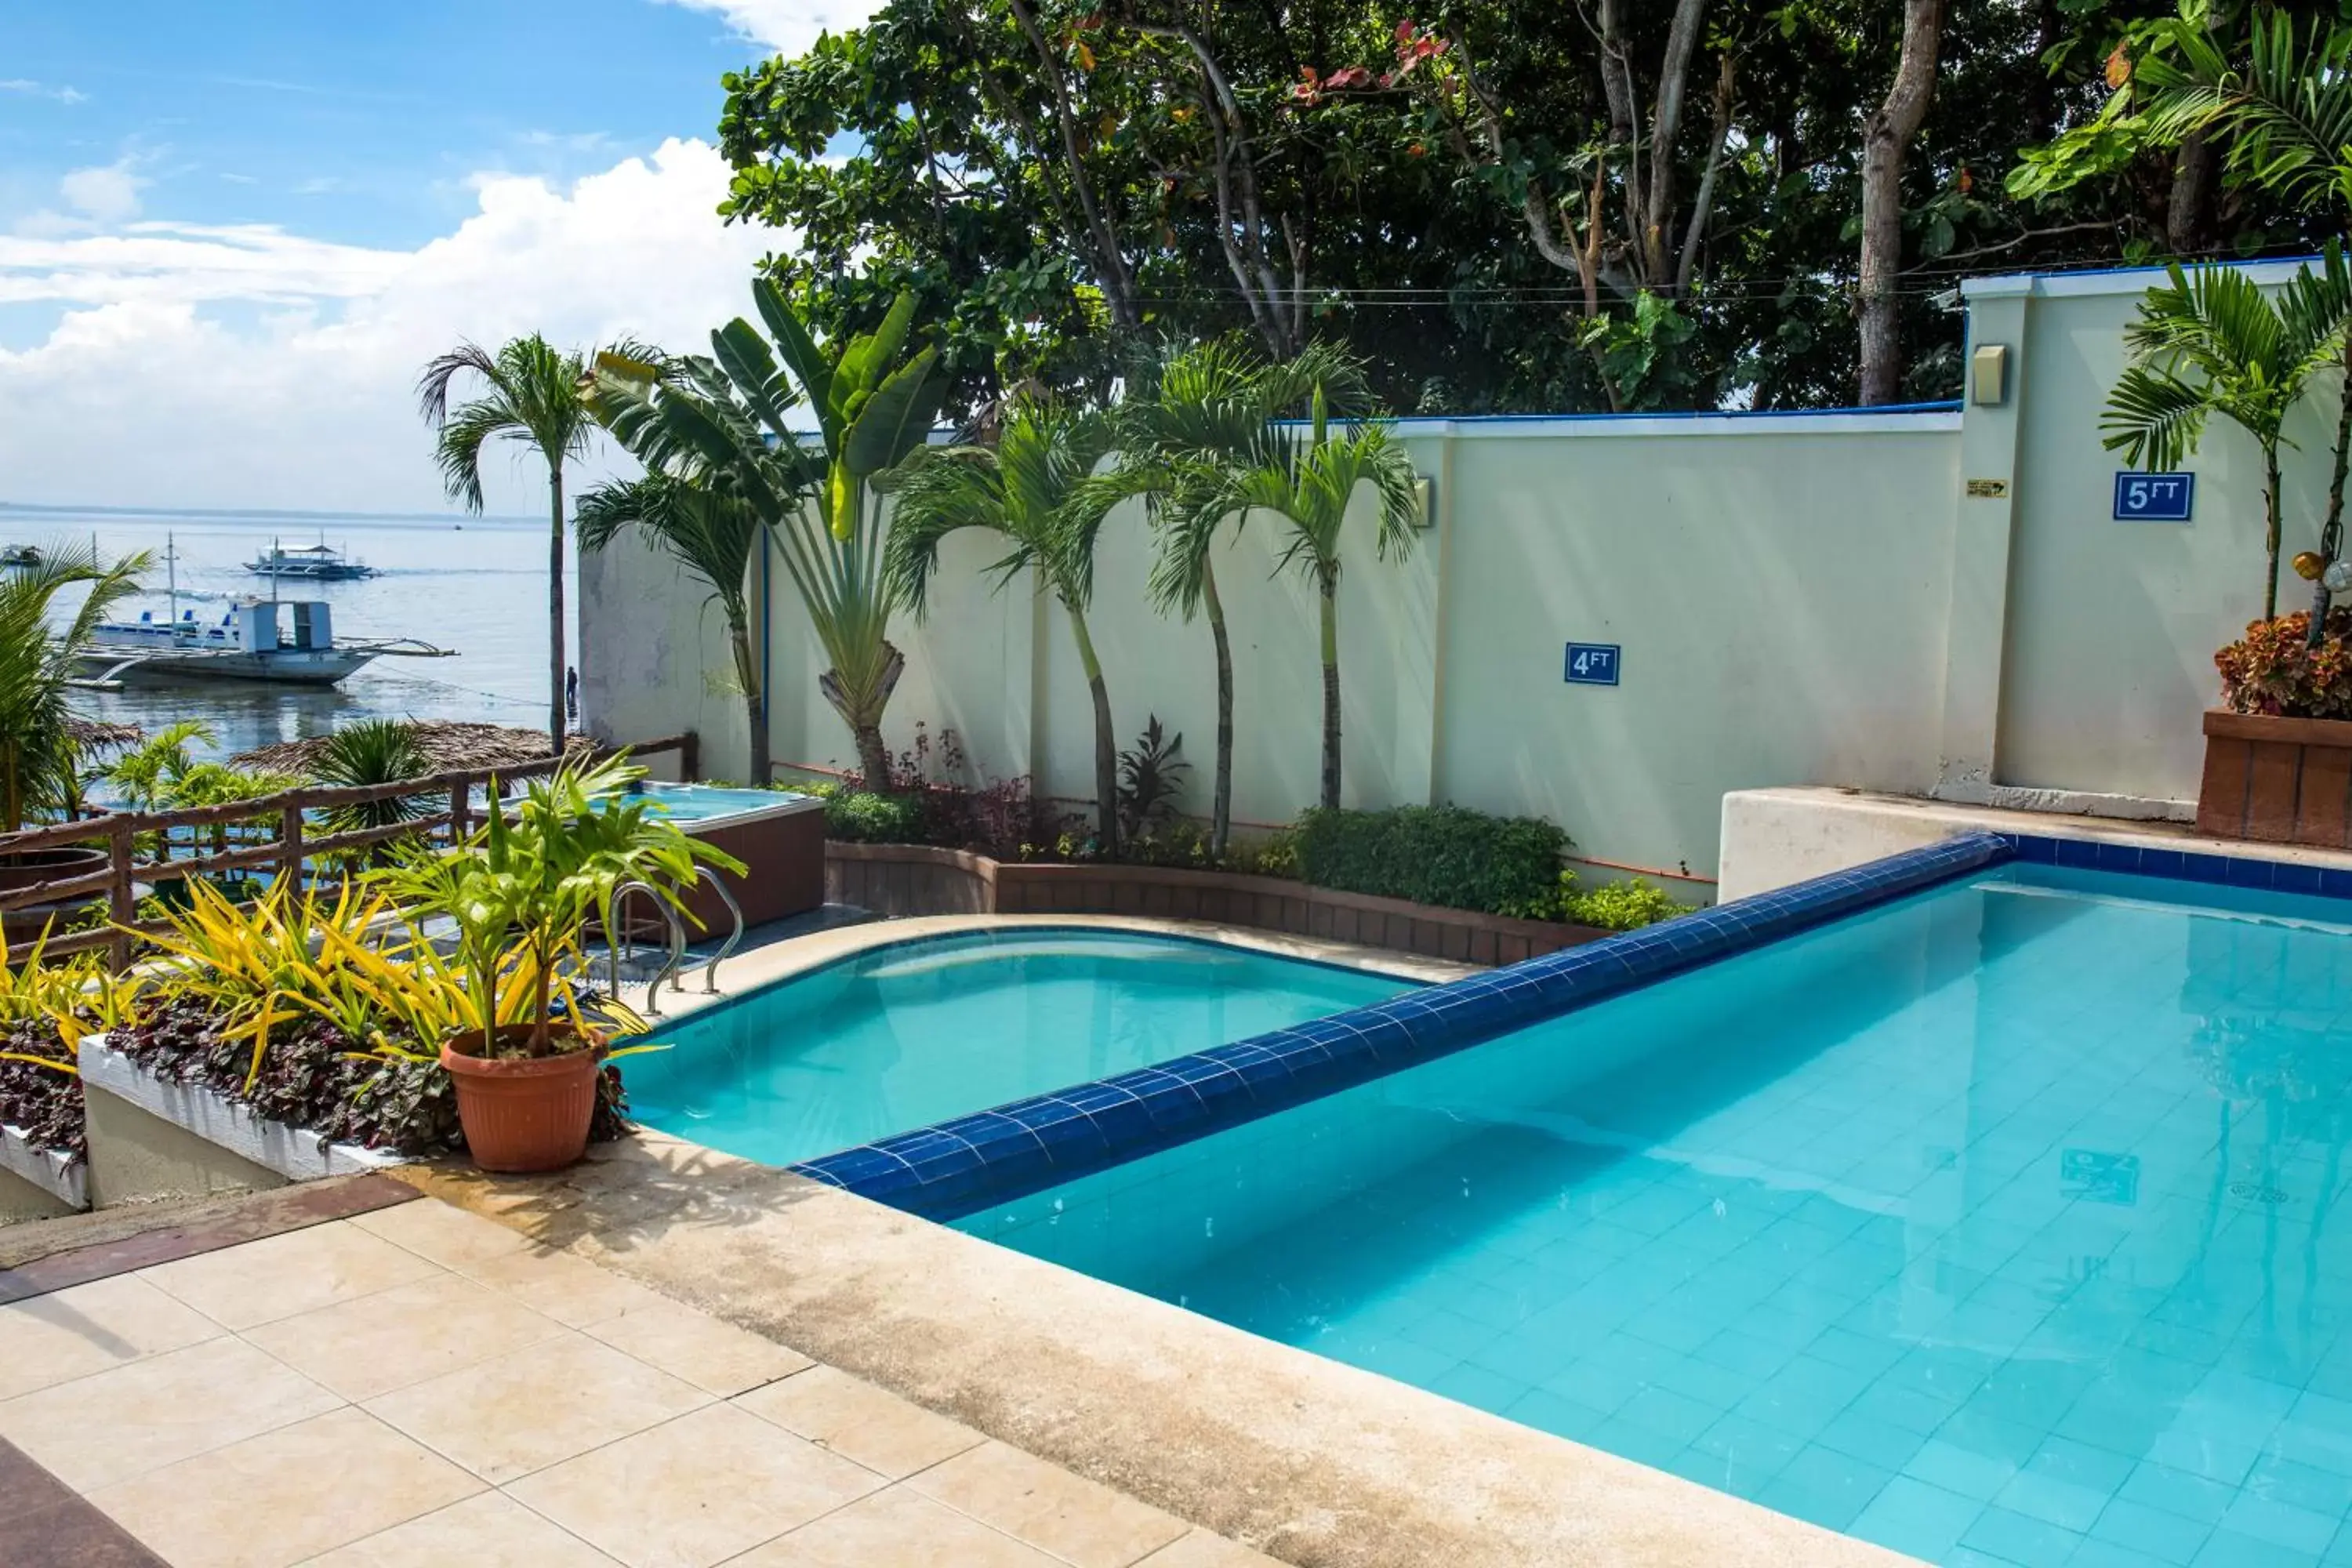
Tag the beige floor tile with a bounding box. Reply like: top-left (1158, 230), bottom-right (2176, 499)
top-left (0, 1273), bottom-right (225, 1398)
top-left (365, 1331), bottom-right (709, 1483)
top-left (1133, 1530), bottom-right (1291, 1568)
top-left (351, 1197), bottom-right (536, 1271)
top-left (141, 1219), bottom-right (443, 1330)
top-left (89, 1405), bottom-right (481, 1568)
top-left (584, 1299), bottom-right (811, 1397)
top-left (911, 1441), bottom-right (1189, 1568)
top-left (725, 1486), bottom-right (1064, 1568)
top-left (462, 1243), bottom-right (676, 1327)
top-left (509, 1403), bottom-right (883, 1568)
top-left (735, 1365), bottom-right (982, 1479)
top-left (299, 1490), bottom-right (622, 1568)
top-left (245, 1269), bottom-right (571, 1402)
top-left (0, 1335), bottom-right (340, 1490)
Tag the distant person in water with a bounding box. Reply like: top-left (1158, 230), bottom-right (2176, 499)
top-left (565, 666), bottom-right (579, 725)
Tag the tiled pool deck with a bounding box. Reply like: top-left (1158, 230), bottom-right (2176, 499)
top-left (0, 1192), bottom-right (1279, 1568)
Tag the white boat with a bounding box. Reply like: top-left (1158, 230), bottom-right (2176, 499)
top-left (73, 534), bottom-right (448, 688)
top-left (246, 539), bottom-right (376, 581)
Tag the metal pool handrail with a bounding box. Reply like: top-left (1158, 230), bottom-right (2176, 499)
top-left (693, 866), bottom-right (745, 994)
top-left (604, 880), bottom-right (688, 1015)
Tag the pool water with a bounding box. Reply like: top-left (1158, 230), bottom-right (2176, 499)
top-left (628, 782), bottom-right (809, 823)
top-left (958, 865), bottom-right (2352, 1567)
top-left (624, 931), bottom-right (1410, 1167)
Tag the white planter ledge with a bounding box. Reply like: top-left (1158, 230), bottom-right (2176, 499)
top-left (78, 1036), bottom-right (407, 1184)
top-left (0, 1123), bottom-right (87, 1209)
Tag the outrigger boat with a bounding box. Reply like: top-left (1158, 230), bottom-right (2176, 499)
top-left (246, 537), bottom-right (377, 581)
top-left (73, 534), bottom-right (450, 688)
top-left (0, 544), bottom-right (40, 568)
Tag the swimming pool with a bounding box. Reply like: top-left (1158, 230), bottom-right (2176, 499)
top-left (956, 859), bottom-right (2352, 1567)
top-left (626, 929), bottom-right (1412, 1167)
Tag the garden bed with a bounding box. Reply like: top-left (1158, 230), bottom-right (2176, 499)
top-left (826, 842), bottom-right (1608, 965)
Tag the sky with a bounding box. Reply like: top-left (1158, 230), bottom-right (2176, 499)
top-left (0, 0), bottom-right (877, 514)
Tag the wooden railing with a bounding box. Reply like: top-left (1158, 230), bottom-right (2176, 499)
top-left (0, 731), bottom-right (698, 968)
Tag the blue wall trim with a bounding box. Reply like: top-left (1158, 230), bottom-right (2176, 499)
top-left (793, 830), bottom-right (2016, 1222)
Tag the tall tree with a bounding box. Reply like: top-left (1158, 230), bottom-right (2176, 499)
top-left (419, 336), bottom-right (601, 751)
top-left (884, 401), bottom-right (1126, 849)
top-left (576, 474), bottom-right (776, 783)
top-left (1212, 384), bottom-right (1419, 809)
top-left (2104, 259), bottom-right (2348, 620)
top-left (593, 283), bottom-right (943, 787)
top-left (1857, 0), bottom-right (1944, 405)
top-left (1111, 337), bottom-right (1365, 855)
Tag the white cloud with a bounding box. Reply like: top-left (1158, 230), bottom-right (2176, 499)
top-left (658, 0), bottom-right (884, 56)
top-left (59, 158), bottom-right (148, 223)
top-left (0, 79), bottom-right (86, 105)
top-left (0, 138), bottom-right (778, 513)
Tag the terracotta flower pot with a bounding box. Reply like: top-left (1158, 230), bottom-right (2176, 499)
top-left (440, 1022), bottom-right (605, 1173)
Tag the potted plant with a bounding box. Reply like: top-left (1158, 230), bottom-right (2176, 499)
top-left (2198, 610), bottom-right (2352, 847)
top-left (387, 753), bottom-right (739, 1171)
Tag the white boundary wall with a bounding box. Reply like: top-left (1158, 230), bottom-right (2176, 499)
top-left (581, 260), bottom-right (2326, 888)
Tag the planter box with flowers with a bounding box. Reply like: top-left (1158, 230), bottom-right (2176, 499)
top-left (2197, 609), bottom-right (2352, 848)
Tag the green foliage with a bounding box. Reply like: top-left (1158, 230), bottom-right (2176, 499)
top-left (592, 281), bottom-right (942, 784)
top-left (821, 789), bottom-right (927, 844)
top-left (305, 719), bottom-right (433, 866)
top-left (1115, 716), bottom-right (1189, 840)
top-left (0, 539), bottom-right (147, 832)
top-left (1556, 875), bottom-right (1695, 932)
top-left (1292, 805), bottom-right (1568, 916)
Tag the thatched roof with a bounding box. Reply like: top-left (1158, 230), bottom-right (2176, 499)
top-left (231, 721), bottom-right (586, 779)
top-left (66, 717), bottom-right (142, 750)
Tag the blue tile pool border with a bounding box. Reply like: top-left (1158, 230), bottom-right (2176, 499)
top-left (1997, 829), bottom-right (2352, 900)
top-left (792, 831), bottom-right (2017, 1221)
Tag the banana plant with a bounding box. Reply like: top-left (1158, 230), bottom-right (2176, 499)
top-left (593, 284), bottom-right (945, 787)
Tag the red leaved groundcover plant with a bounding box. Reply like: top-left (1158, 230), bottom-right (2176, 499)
top-left (2216, 610), bottom-right (2352, 719)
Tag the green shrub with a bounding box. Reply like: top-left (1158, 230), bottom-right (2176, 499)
top-left (1293, 805), bottom-right (1567, 915)
top-left (1559, 875), bottom-right (1693, 931)
top-left (822, 789), bottom-right (927, 844)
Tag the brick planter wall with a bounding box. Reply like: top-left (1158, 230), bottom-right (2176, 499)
top-left (823, 841), bottom-right (1604, 965)
top-left (2197, 710), bottom-right (2352, 848)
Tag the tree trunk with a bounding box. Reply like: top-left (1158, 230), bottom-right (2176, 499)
top-left (852, 721), bottom-right (892, 792)
top-left (1857, 0), bottom-right (1944, 406)
top-left (728, 613), bottom-right (768, 786)
top-left (2306, 333), bottom-right (2352, 646)
top-left (547, 461), bottom-right (568, 752)
top-left (1066, 601), bottom-right (1120, 855)
top-left (2168, 135), bottom-right (2220, 256)
top-left (1202, 557), bottom-right (1235, 861)
top-left (1318, 573), bottom-right (1341, 811)
top-left (2263, 445), bottom-right (2284, 623)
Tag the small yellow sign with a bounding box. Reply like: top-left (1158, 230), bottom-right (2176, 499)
top-left (1965, 477), bottom-right (2009, 499)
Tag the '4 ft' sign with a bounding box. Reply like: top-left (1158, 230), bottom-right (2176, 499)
top-left (2114, 472), bottom-right (2194, 522)
top-left (1564, 643), bottom-right (1621, 686)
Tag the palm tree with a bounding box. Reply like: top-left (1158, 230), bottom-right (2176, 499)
top-left (1112, 339), bottom-right (1368, 855)
top-left (2063, 9), bottom-right (2352, 633)
top-left (576, 474), bottom-right (774, 782)
top-left (419, 335), bottom-right (604, 753)
top-left (2105, 260), bottom-right (2347, 620)
top-left (0, 541), bottom-right (146, 833)
top-left (1217, 386), bottom-right (1421, 811)
top-left (884, 401), bottom-right (1123, 851)
top-left (592, 285), bottom-right (943, 788)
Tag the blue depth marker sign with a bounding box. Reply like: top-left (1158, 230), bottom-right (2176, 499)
top-left (1565, 643), bottom-right (1620, 686)
top-left (2114, 472), bottom-right (2194, 521)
